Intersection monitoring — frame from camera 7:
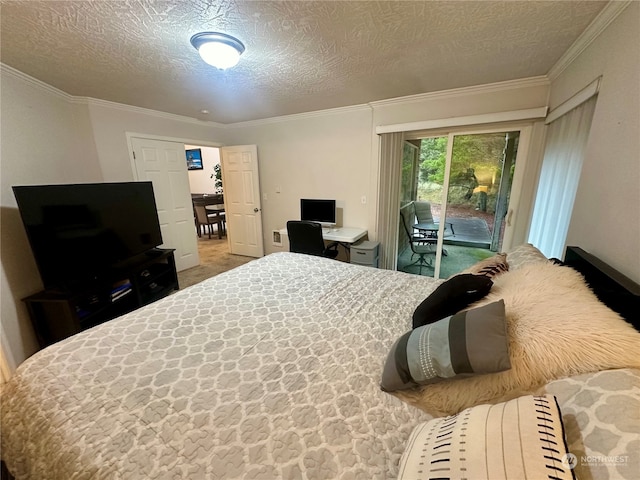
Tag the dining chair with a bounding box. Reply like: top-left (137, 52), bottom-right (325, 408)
top-left (193, 198), bottom-right (226, 239)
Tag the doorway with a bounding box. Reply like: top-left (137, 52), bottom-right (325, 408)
top-left (187, 144), bottom-right (265, 258)
top-left (398, 128), bottom-right (522, 279)
top-left (129, 135), bottom-right (264, 276)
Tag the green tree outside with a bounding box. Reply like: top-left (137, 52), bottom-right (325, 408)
top-left (417, 134), bottom-right (509, 213)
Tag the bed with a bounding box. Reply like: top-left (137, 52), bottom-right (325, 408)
top-left (1, 244), bottom-right (639, 479)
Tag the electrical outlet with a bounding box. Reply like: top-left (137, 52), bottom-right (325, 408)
top-left (361, 195), bottom-right (367, 204)
top-left (272, 230), bottom-right (282, 246)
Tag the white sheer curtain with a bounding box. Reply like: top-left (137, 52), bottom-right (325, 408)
top-left (377, 132), bottom-right (405, 270)
top-left (529, 96), bottom-right (597, 259)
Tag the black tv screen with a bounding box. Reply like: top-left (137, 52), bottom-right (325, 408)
top-left (300, 198), bottom-right (336, 225)
top-left (13, 182), bottom-right (163, 289)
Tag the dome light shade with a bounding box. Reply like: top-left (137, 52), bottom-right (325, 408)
top-left (190, 32), bottom-right (245, 70)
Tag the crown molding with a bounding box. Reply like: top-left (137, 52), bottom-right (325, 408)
top-left (548, 1), bottom-right (633, 80)
top-left (230, 77), bottom-right (549, 128)
top-left (0, 63), bottom-right (74, 101)
top-left (1, 64), bottom-right (552, 129)
top-left (81, 97), bottom-right (226, 128)
top-left (368, 76), bottom-right (550, 108)
top-left (376, 107), bottom-right (548, 135)
top-left (227, 103), bottom-right (372, 128)
top-left (545, 77), bottom-right (601, 124)
top-left (1, 62), bottom-right (226, 127)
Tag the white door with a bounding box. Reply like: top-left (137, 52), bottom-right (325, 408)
top-left (131, 137), bottom-right (199, 271)
top-left (220, 145), bottom-right (264, 257)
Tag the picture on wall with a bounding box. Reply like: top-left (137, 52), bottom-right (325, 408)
top-left (186, 148), bottom-right (203, 170)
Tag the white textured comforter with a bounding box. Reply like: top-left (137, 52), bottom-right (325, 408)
top-left (2, 253), bottom-right (437, 479)
top-left (2, 252), bottom-right (637, 479)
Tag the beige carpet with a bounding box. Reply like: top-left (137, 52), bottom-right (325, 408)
top-left (177, 236), bottom-right (255, 289)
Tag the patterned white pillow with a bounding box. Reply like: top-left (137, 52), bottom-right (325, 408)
top-left (506, 243), bottom-right (548, 269)
top-left (398, 395), bottom-right (576, 480)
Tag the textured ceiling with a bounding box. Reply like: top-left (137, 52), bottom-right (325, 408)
top-left (1, 0), bottom-right (607, 124)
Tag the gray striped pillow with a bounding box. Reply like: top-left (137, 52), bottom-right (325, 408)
top-left (381, 300), bottom-right (510, 392)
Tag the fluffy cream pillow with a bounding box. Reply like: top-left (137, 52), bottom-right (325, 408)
top-left (396, 262), bottom-right (640, 416)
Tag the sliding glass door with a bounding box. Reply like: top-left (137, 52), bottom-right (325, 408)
top-left (397, 126), bottom-right (529, 279)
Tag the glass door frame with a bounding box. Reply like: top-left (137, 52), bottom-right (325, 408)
top-left (404, 122), bottom-right (534, 278)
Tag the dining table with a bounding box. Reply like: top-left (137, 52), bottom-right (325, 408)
top-left (205, 203), bottom-right (225, 214)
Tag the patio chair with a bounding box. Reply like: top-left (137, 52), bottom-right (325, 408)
top-left (399, 210), bottom-right (434, 275)
top-left (414, 201), bottom-right (455, 236)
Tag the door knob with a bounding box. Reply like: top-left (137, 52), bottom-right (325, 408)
top-left (254, 208), bottom-right (260, 212)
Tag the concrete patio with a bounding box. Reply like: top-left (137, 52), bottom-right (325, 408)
top-left (445, 216), bottom-right (492, 248)
top-left (398, 215), bottom-right (495, 278)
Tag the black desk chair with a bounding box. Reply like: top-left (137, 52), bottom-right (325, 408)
top-left (286, 220), bottom-right (339, 259)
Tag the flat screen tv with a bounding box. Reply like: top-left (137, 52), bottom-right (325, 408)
top-left (13, 182), bottom-right (163, 290)
top-left (300, 198), bottom-right (336, 226)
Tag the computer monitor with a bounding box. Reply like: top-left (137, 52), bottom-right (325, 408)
top-left (300, 199), bottom-right (336, 226)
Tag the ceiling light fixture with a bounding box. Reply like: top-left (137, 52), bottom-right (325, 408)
top-left (190, 32), bottom-right (245, 70)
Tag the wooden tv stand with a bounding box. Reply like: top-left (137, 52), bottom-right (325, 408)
top-left (23, 248), bottom-right (179, 349)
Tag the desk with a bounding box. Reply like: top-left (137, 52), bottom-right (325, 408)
top-left (279, 226), bottom-right (366, 244)
top-left (278, 226), bottom-right (368, 260)
top-left (321, 227), bottom-right (367, 244)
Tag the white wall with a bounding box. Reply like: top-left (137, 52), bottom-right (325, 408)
top-left (186, 145), bottom-right (220, 194)
top-left (549, 3), bottom-right (640, 282)
top-left (4, 2), bottom-right (635, 370)
top-left (86, 102), bottom-right (228, 182)
top-left (224, 80), bottom-right (550, 255)
top-left (0, 70), bottom-right (231, 371)
top-left (223, 107), bottom-right (374, 254)
top-left (0, 67), bottom-right (103, 370)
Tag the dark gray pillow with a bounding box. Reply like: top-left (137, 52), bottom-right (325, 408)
top-left (381, 300), bottom-right (510, 392)
top-left (412, 274), bottom-right (493, 329)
